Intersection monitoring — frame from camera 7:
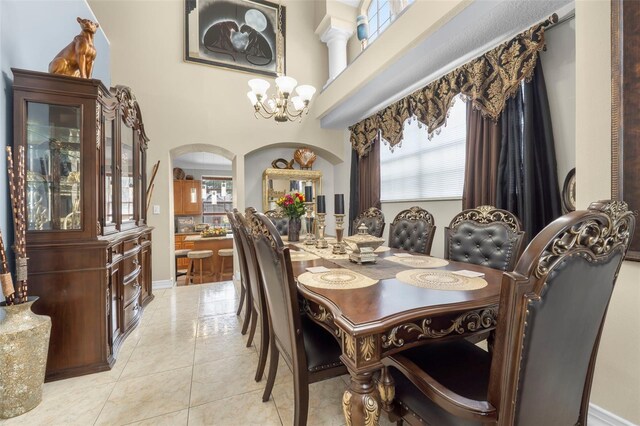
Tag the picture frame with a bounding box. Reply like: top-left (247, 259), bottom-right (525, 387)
top-left (184, 0), bottom-right (286, 77)
top-left (611, 0), bottom-right (640, 261)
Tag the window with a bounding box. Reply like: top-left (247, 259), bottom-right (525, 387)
top-left (201, 176), bottom-right (233, 228)
top-left (380, 94), bottom-right (466, 201)
top-left (367, 0), bottom-right (391, 42)
top-left (366, 0), bottom-right (413, 43)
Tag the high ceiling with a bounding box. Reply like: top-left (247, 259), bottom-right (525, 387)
top-left (173, 152), bottom-right (232, 170)
top-left (320, 0), bottom-right (573, 128)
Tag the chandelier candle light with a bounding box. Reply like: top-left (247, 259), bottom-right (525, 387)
top-left (246, 0), bottom-right (316, 122)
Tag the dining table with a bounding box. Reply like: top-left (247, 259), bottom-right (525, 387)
top-left (286, 239), bottom-right (504, 426)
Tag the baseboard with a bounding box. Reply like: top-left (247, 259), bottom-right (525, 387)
top-left (152, 279), bottom-right (174, 290)
top-left (589, 403), bottom-right (637, 426)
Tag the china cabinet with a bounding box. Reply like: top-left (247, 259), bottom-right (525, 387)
top-left (11, 68), bottom-right (153, 381)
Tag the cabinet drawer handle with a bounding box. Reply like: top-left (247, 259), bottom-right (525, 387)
top-left (133, 258), bottom-right (139, 266)
top-left (133, 304), bottom-right (140, 312)
top-left (133, 282), bottom-right (141, 289)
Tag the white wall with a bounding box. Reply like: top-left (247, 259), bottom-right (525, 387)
top-left (89, 0), bottom-right (346, 283)
top-left (0, 0), bottom-right (110, 262)
top-left (540, 17), bottom-right (576, 185)
top-left (576, 1), bottom-right (640, 423)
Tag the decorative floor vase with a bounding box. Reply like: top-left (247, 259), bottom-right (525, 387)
top-left (0, 297), bottom-right (51, 419)
top-left (288, 216), bottom-right (302, 242)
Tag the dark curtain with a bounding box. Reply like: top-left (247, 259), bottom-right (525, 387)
top-left (348, 138), bottom-right (381, 235)
top-left (463, 105), bottom-right (502, 209)
top-left (496, 59), bottom-right (562, 240)
top-left (348, 148), bottom-right (359, 235)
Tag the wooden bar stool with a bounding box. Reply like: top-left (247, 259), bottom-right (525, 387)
top-left (218, 248), bottom-right (234, 281)
top-left (185, 250), bottom-right (214, 285)
top-left (175, 249), bottom-right (190, 282)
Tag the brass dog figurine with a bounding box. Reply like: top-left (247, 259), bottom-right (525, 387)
top-left (49, 17), bottom-right (99, 79)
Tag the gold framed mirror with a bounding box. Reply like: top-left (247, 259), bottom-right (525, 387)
top-left (262, 168), bottom-right (322, 211)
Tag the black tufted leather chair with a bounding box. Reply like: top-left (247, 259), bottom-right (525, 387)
top-left (388, 206), bottom-right (436, 255)
top-left (445, 205), bottom-right (525, 271)
top-left (352, 207), bottom-right (386, 238)
top-left (247, 212), bottom-right (347, 426)
top-left (382, 200), bottom-right (636, 426)
top-left (265, 209), bottom-right (289, 236)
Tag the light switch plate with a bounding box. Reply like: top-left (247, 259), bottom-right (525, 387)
top-left (153, 205), bottom-right (160, 214)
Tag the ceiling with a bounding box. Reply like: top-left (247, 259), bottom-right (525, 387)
top-left (173, 152), bottom-right (232, 170)
top-left (320, 0), bottom-right (573, 129)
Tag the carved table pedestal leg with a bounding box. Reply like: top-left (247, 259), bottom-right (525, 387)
top-left (343, 370), bottom-right (380, 426)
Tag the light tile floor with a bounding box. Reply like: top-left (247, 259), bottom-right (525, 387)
top-left (0, 281), bottom-right (396, 426)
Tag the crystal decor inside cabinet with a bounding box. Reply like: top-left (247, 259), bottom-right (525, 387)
top-left (26, 102), bottom-right (82, 231)
top-left (121, 127), bottom-right (135, 223)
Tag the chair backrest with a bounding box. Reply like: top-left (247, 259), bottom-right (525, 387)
top-left (444, 205), bottom-right (525, 271)
top-left (388, 206), bottom-right (436, 254)
top-left (237, 208), bottom-right (266, 316)
top-left (487, 200), bottom-right (635, 426)
top-left (226, 210), bottom-right (250, 296)
top-left (352, 207), bottom-right (385, 238)
top-left (265, 209), bottom-right (289, 236)
top-left (246, 211), bottom-right (307, 370)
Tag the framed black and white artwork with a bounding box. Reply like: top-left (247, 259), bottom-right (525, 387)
top-left (184, 0), bottom-right (285, 77)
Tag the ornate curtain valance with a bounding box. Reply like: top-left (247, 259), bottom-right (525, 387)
top-left (350, 18), bottom-right (553, 157)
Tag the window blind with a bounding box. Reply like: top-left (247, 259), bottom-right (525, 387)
top-left (380, 95), bottom-right (466, 201)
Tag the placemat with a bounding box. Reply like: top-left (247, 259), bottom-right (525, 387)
top-left (395, 269), bottom-right (488, 291)
top-left (386, 255), bottom-right (449, 268)
top-left (297, 269), bottom-right (378, 290)
top-left (289, 251), bottom-right (321, 262)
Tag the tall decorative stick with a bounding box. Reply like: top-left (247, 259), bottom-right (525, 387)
top-left (6, 146), bottom-right (28, 304)
top-left (145, 160), bottom-right (160, 215)
top-left (0, 227), bottom-right (15, 304)
top-left (17, 146), bottom-right (28, 303)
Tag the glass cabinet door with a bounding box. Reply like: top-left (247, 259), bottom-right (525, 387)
top-left (139, 140), bottom-right (146, 224)
top-left (121, 127), bottom-right (135, 223)
top-left (103, 118), bottom-right (115, 227)
top-left (26, 102), bottom-right (82, 231)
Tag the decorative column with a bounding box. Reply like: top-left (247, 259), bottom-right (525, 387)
top-left (317, 17), bottom-right (354, 86)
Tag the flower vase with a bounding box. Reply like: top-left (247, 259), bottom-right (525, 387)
top-left (288, 216), bottom-right (302, 242)
top-left (0, 297), bottom-right (51, 419)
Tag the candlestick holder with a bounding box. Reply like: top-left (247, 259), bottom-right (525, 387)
top-left (315, 213), bottom-right (328, 249)
top-left (332, 214), bottom-right (347, 254)
top-left (304, 202), bottom-right (316, 245)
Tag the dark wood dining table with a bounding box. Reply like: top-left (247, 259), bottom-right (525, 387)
top-left (288, 244), bottom-right (503, 426)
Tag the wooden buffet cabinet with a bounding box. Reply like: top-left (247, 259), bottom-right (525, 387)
top-left (12, 69), bottom-right (153, 381)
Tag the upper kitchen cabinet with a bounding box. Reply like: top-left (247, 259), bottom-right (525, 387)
top-left (174, 179), bottom-right (202, 216)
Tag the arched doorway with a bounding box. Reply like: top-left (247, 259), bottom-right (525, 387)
top-left (170, 144), bottom-right (237, 286)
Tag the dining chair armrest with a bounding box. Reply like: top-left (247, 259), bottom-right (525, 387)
top-left (383, 354), bottom-right (498, 423)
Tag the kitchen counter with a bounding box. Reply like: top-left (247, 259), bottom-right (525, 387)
top-left (178, 234), bottom-right (234, 283)
top-left (175, 232), bottom-right (199, 235)
top-left (184, 234), bottom-right (233, 242)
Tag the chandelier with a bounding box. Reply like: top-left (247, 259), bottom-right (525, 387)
top-left (246, 1), bottom-right (316, 122)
